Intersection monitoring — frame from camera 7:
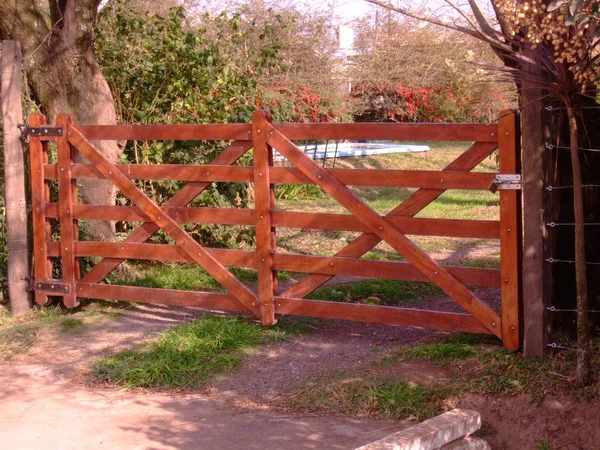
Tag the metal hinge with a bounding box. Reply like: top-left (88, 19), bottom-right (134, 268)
top-left (489, 174), bottom-right (522, 193)
top-left (34, 281), bottom-right (71, 295)
top-left (22, 126), bottom-right (63, 138)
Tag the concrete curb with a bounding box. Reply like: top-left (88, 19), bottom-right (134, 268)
top-left (355, 409), bottom-right (486, 450)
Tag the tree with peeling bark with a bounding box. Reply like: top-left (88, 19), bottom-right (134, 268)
top-left (365, 0), bottom-right (598, 384)
top-left (0, 0), bottom-right (121, 242)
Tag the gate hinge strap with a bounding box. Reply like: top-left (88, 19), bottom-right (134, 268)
top-left (34, 281), bottom-right (71, 295)
top-left (22, 126), bottom-right (64, 138)
top-left (489, 174), bottom-right (521, 193)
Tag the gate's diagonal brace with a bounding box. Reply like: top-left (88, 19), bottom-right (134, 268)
top-left (81, 140), bottom-right (253, 284)
top-left (267, 126), bottom-right (502, 337)
top-left (67, 124), bottom-right (259, 314)
top-left (282, 141), bottom-right (498, 299)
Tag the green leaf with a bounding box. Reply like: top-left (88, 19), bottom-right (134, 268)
top-left (547, 1), bottom-right (565, 12)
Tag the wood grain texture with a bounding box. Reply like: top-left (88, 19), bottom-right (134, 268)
top-left (281, 142), bottom-right (498, 299)
top-left (56, 114), bottom-right (78, 307)
top-left (29, 114), bottom-right (50, 305)
top-left (275, 298), bottom-right (492, 334)
top-left (67, 124), bottom-right (259, 314)
top-left (498, 111), bottom-right (522, 351)
top-left (253, 111), bottom-right (276, 325)
top-left (268, 127), bottom-right (502, 337)
top-left (274, 122), bottom-right (498, 142)
top-left (80, 140), bottom-right (252, 283)
top-left (76, 283), bottom-right (247, 312)
top-left (76, 124), bottom-right (252, 141)
top-left (44, 205), bottom-right (499, 239)
top-left (46, 241), bottom-right (500, 287)
top-left (45, 163), bottom-right (495, 190)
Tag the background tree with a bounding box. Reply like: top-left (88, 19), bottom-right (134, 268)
top-left (0, 0), bottom-right (122, 242)
top-left (365, 0), bottom-right (599, 381)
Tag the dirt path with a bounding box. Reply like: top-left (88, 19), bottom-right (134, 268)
top-left (0, 364), bottom-right (409, 450)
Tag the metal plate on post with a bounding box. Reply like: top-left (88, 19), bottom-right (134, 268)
top-left (24, 127), bottom-right (64, 138)
top-left (34, 281), bottom-right (71, 294)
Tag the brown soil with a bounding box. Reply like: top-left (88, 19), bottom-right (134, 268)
top-left (2, 290), bottom-right (598, 449)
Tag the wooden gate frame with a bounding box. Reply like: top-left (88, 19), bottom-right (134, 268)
top-left (28, 110), bottom-right (522, 350)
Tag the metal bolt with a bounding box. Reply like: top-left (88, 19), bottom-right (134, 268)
top-left (64, 247), bottom-right (68, 251)
top-left (157, 216), bottom-right (161, 220)
top-left (60, 168), bottom-right (64, 171)
top-left (330, 262), bottom-right (334, 267)
top-left (51, 284), bottom-right (55, 289)
top-left (505, 132), bottom-right (510, 136)
top-left (505, 278), bottom-right (509, 283)
top-left (264, 303), bottom-right (267, 306)
top-left (434, 271), bottom-right (438, 275)
top-left (37, 170), bottom-right (41, 173)
top-left (257, 130), bottom-right (261, 134)
top-left (260, 215), bottom-right (263, 219)
top-left (261, 258), bottom-right (265, 262)
top-left (120, 246), bottom-right (124, 251)
top-left (206, 172), bottom-right (210, 176)
top-left (491, 132), bottom-right (495, 137)
top-left (492, 322), bottom-right (497, 326)
top-left (318, 175), bottom-right (322, 179)
top-left (108, 170), bottom-right (112, 174)
top-left (507, 228), bottom-right (511, 232)
top-left (510, 326), bottom-right (515, 330)
top-left (379, 226), bottom-right (383, 230)
top-left (259, 172), bottom-right (263, 177)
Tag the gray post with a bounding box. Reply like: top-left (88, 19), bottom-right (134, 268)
top-left (1, 40), bottom-right (31, 315)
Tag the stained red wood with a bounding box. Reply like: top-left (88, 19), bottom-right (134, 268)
top-left (282, 142), bottom-right (498, 299)
top-left (80, 140), bottom-right (252, 283)
top-left (498, 111), bottom-right (521, 351)
top-left (29, 114), bottom-right (51, 305)
top-left (274, 123), bottom-right (498, 142)
top-left (67, 124), bottom-right (259, 314)
top-left (45, 241), bottom-right (499, 288)
top-left (56, 114), bottom-right (78, 307)
top-left (268, 127), bottom-right (502, 337)
top-left (275, 298), bottom-right (492, 334)
top-left (76, 124), bottom-right (252, 141)
top-left (47, 241), bottom-right (256, 267)
top-left (76, 282), bottom-right (247, 312)
top-left (270, 167), bottom-right (495, 190)
top-left (253, 111), bottom-right (276, 325)
top-left (45, 203), bottom-right (499, 239)
top-left (45, 163), bottom-right (495, 190)
top-left (273, 254), bottom-right (500, 288)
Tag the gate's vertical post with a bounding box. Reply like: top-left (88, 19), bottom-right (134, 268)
top-left (29, 114), bottom-right (52, 305)
top-left (56, 114), bottom-right (79, 307)
top-left (498, 110), bottom-right (522, 351)
top-left (252, 110), bottom-right (276, 325)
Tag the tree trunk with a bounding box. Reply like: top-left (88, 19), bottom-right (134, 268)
top-left (566, 105), bottom-right (591, 384)
top-left (0, 0), bottom-right (120, 242)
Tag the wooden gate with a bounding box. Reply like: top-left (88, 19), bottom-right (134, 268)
top-left (28, 110), bottom-right (522, 350)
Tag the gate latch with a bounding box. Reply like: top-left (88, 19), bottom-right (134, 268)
top-left (489, 174), bottom-right (522, 193)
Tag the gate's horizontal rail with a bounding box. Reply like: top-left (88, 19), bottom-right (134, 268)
top-left (73, 282), bottom-right (491, 334)
top-left (44, 204), bottom-right (500, 239)
top-left (275, 298), bottom-right (492, 334)
top-left (72, 123), bottom-right (498, 143)
top-left (44, 164), bottom-right (497, 190)
top-left (46, 242), bottom-right (500, 287)
top-left (76, 283), bottom-right (248, 311)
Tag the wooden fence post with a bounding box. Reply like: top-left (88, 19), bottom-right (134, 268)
top-left (56, 114), bottom-right (79, 308)
top-left (252, 110), bottom-right (276, 325)
top-left (1, 40), bottom-right (31, 315)
top-left (498, 110), bottom-right (522, 351)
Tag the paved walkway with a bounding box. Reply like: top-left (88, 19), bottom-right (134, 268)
top-left (0, 365), bottom-right (406, 449)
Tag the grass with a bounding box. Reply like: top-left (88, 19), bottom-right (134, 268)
top-left (278, 332), bottom-right (600, 421)
top-left (307, 279), bottom-right (442, 306)
top-left (90, 315), bottom-right (315, 389)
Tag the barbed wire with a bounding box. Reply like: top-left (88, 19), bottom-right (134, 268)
top-left (545, 105), bottom-right (600, 111)
top-left (547, 306), bottom-right (600, 313)
top-left (546, 143), bottom-right (600, 152)
top-left (545, 184), bottom-right (600, 191)
top-left (546, 221), bottom-right (600, 227)
top-left (545, 257), bottom-right (600, 266)
top-left (547, 342), bottom-right (578, 351)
